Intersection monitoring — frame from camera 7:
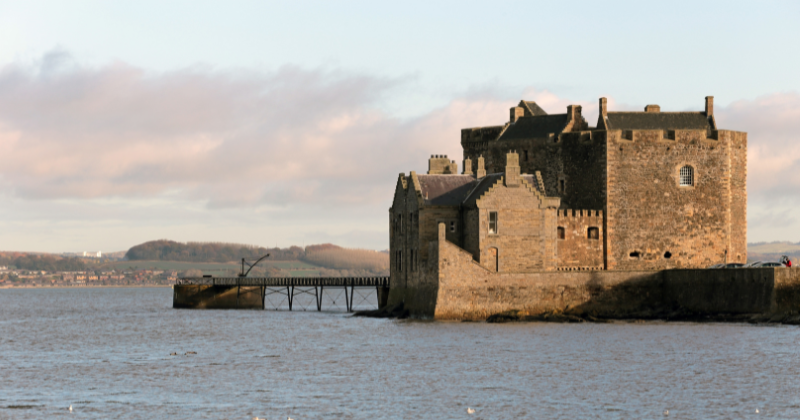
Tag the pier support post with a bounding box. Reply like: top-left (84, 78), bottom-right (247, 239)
top-left (377, 286), bottom-right (390, 309)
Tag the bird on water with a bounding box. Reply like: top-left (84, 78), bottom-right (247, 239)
top-left (467, 407), bottom-right (475, 414)
top-left (69, 405), bottom-right (72, 412)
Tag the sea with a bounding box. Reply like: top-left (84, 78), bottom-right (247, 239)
top-left (1, 287), bottom-right (799, 419)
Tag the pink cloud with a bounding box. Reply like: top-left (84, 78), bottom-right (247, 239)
top-left (0, 53), bottom-right (517, 211)
top-left (715, 92), bottom-right (800, 198)
top-left (2, 51), bottom-right (795, 217)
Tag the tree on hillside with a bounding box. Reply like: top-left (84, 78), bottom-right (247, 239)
top-left (0, 254), bottom-right (86, 271)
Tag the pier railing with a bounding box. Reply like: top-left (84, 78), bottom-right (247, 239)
top-left (178, 276), bottom-right (389, 288)
top-left (176, 276), bottom-right (390, 312)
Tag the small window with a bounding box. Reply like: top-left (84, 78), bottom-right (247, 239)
top-left (523, 150), bottom-right (529, 161)
top-left (557, 227), bottom-right (565, 240)
top-left (488, 212), bottom-right (498, 234)
top-left (559, 180), bottom-right (565, 193)
top-left (587, 227), bottom-right (599, 239)
top-left (679, 165), bottom-right (694, 186)
top-left (629, 251), bottom-right (641, 259)
top-left (396, 251), bottom-right (403, 272)
top-left (664, 251), bottom-right (672, 259)
top-left (450, 221), bottom-right (456, 232)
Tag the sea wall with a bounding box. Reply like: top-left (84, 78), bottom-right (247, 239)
top-left (386, 231), bottom-right (800, 322)
top-left (173, 285), bottom-right (263, 309)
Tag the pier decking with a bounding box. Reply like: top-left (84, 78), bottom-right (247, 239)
top-left (174, 277), bottom-right (390, 311)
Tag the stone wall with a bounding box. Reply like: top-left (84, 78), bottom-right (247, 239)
top-left (458, 120), bottom-right (747, 271)
top-left (605, 129), bottom-right (744, 270)
top-left (387, 230), bottom-right (800, 321)
top-left (557, 209), bottom-right (604, 269)
top-left (462, 130), bottom-right (607, 210)
top-left (728, 131), bottom-right (748, 263)
top-left (471, 177), bottom-right (559, 272)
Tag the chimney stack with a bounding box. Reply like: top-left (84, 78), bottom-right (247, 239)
top-left (567, 105), bottom-right (582, 121)
top-left (705, 96), bottom-right (714, 116)
top-left (644, 105), bottom-right (661, 113)
top-left (510, 106), bottom-right (525, 123)
top-left (597, 97), bottom-right (609, 129)
top-left (428, 154), bottom-right (457, 174)
top-left (463, 157), bottom-right (473, 175)
top-left (477, 155), bottom-right (486, 179)
top-left (504, 151), bottom-right (520, 187)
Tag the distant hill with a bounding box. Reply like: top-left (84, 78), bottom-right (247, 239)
top-left (124, 240), bottom-right (389, 275)
top-left (747, 241), bottom-right (800, 263)
top-left (0, 252), bottom-right (87, 271)
top-left (125, 240), bottom-right (303, 262)
top-left (303, 244), bottom-right (388, 272)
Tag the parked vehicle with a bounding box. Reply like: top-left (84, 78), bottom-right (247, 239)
top-left (748, 261), bottom-right (786, 268)
top-left (708, 263), bottom-right (746, 269)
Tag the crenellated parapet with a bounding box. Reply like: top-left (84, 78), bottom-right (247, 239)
top-left (557, 209), bottom-right (604, 270)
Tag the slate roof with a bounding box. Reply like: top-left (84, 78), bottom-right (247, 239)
top-left (497, 114), bottom-right (569, 141)
top-left (416, 175), bottom-right (477, 206)
top-left (521, 101), bottom-right (548, 116)
top-left (605, 112), bottom-right (712, 130)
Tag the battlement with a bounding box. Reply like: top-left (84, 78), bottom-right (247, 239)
top-left (557, 209), bottom-right (604, 269)
top-left (557, 209), bottom-right (603, 219)
top-left (427, 155), bottom-right (458, 175)
top-left (613, 128), bottom-right (714, 142)
top-left (461, 125), bottom-right (506, 143)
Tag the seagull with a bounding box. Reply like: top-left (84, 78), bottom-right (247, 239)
top-left (663, 409), bottom-right (669, 416)
top-left (69, 405), bottom-right (73, 413)
top-left (756, 409), bottom-right (760, 413)
top-left (467, 407), bottom-right (475, 414)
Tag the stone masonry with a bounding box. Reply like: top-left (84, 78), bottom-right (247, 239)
top-left (388, 96), bottom-right (753, 319)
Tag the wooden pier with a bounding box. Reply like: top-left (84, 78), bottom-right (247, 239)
top-left (173, 277), bottom-right (390, 311)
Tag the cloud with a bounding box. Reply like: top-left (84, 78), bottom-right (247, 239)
top-left (0, 51), bottom-right (522, 210)
top-left (715, 92), bottom-right (800, 200)
top-left (3, 50), bottom-right (798, 249)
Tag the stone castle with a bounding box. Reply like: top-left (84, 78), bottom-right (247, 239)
top-left (388, 96), bottom-right (748, 316)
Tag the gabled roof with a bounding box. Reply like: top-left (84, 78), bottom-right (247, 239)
top-left (416, 175), bottom-right (477, 206)
top-left (520, 101), bottom-right (548, 116)
top-left (461, 173), bottom-right (544, 207)
top-left (605, 112), bottom-right (712, 130)
top-left (497, 114), bottom-right (569, 141)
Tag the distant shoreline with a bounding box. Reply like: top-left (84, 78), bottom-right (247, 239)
top-left (0, 284), bottom-right (172, 290)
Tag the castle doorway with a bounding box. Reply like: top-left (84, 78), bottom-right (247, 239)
top-left (488, 247), bottom-right (498, 272)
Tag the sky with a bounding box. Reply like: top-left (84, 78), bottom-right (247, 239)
top-left (0, 0), bottom-right (799, 253)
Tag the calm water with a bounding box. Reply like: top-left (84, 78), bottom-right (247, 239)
top-left (1, 288), bottom-right (800, 419)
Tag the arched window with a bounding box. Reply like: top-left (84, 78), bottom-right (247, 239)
top-left (679, 165), bottom-right (694, 186)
